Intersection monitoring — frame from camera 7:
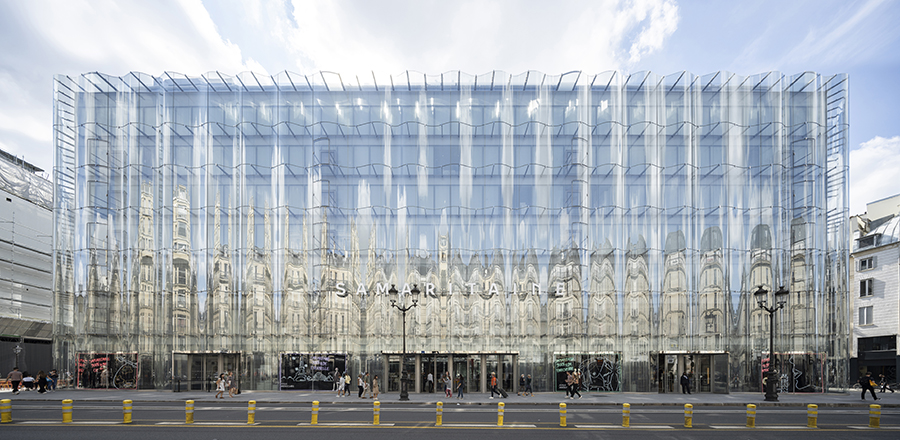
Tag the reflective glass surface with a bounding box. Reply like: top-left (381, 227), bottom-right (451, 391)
top-left (52, 70), bottom-right (850, 391)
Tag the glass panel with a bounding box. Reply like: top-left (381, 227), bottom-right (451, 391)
top-left (51, 71), bottom-right (850, 393)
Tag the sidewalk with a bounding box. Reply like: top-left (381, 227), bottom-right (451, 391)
top-left (2, 388), bottom-right (895, 407)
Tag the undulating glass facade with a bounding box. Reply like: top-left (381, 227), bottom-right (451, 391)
top-left (53, 70), bottom-right (850, 392)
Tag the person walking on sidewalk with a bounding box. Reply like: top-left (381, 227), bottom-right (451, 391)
top-left (372, 375), bottom-right (380, 399)
top-left (456, 374), bottom-right (465, 400)
top-left (357, 373), bottom-right (365, 398)
top-left (6, 367), bottom-right (23, 394)
top-left (215, 373), bottom-right (225, 399)
top-left (525, 374), bottom-right (533, 397)
top-left (565, 371), bottom-right (575, 398)
top-left (861, 372), bottom-right (880, 401)
top-left (518, 374), bottom-right (525, 396)
top-left (490, 372), bottom-right (501, 399)
top-left (571, 370), bottom-right (582, 399)
top-left (879, 374), bottom-right (895, 393)
top-left (680, 372), bottom-right (691, 394)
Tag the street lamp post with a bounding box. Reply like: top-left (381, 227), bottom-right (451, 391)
top-left (754, 285), bottom-right (789, 402)
top-left (13, 343), bottom-right (23, 369)
top-left (389, 283), bottom-right (420, 401)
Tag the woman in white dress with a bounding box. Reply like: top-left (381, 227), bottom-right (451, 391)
top-left (215, 373), bottom-right (225, 399)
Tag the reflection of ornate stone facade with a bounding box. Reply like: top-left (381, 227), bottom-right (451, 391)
top-left (697, 227), bottom-right (727, 351)
top-left (53, 70), bottom-right (851, 392)
top-left (587, 242), bottom-right (617, 353)
top-left (661, 232), bottom-right (688, 350)
top-left (170, 185), bottom-right (198, 352)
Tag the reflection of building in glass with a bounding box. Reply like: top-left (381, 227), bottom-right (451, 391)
top-left (53, 70), bottom-right (850, 392)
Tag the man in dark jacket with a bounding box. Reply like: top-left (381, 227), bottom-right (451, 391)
top-left (860, 372), bottom-right (880, 400)
top-left (680, 372), bottom-right (691, 394)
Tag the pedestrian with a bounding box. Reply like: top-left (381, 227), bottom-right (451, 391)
top-left (565, 371), bottom-right (574, 398)
top-left (358, 373), bottom-right (365, 398)
top-left (333, 368), bottom-right (341, 393)
top-left (445, 372), bottom-right (452, 398)
top-left (6, 367), bottom-right (23, 395)
top-left (227, 371), bottom-right (236, 397)
top-left (372, 375), bottom-right (380, 399)
top-left (525, 374), bottom-right (533, 397)
top-left (344, 372), bottom-right (352, 397)
top-left (518, 374), bottom-right (525, 396)
top-left (490, 372), bottom-right (500, 399)
top-left (364, 371), bottom-right (372, 398)
top-left (100, 366), bottom-right (109, 389)
top-left (879, 374), bottom-right (894, 393)
top-left (426, 372), bottom-right (434, 393)
top-left (48, 369), bottom-right (58, 391)
top-left (680, 372), bottom-right (691, 394)
top-left (860, 372), bottom-right (880, 401)
top-left (215, 373), bottom-right (225, 399)
top-left (37, 370), bottom-right (48, 394)
top-left (571, 370), bottom-right (582, 399)
top-left (456, 374), bottom-right (465, 400)
top-left (21, 372), bottom-right (34, 391)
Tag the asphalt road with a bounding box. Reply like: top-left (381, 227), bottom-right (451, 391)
top-left (2, 401), bottom-right (898, 438)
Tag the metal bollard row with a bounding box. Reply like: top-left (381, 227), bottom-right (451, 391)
top-left (559, 403), bottom-right (566, 427)
top-left (622, 403), bottom-right (630, 427)
top-left (247, 400), bottom-right (256, 424)
top-left (311, 400), bottom-right (319, 425)
top-left (746, 404), bottom-right (756, 428)
top-left (374, 401), bottom-right (380, 425)
top-left (436, 401), bottom-right (442, 426)
top-left (497, 402), bottom-right (504, 426)
top-left (807, 404), bottom-right (817, 428)
top-left (684, 403), bottom-right (693, 428)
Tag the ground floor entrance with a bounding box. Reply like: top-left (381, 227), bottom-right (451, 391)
top-left (383, 352), bottom-right (518, 394)
top-left (172, 352), bottom-right (241, 392)
top-left (654, 352), bottom-right (728, 394)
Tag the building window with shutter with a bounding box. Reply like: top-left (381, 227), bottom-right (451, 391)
top-left (858, 257), bottom-right (875, 271)
top-left (860, 279), bottom-right (874, 297)
top-left (859, 306), bottom-right (873, 326)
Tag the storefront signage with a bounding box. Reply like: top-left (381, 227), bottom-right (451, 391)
top-left (335, 281), bottom-right (568, 298)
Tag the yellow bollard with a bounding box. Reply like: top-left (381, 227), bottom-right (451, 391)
top-left (123, 400), bottom-right (132, 424)
top-left (807, 404), bottom-right (817, 428)
top-left (497, 402), bottom-right (505, 426)
top-left (559, 402), bottom-right (567, 427)
top-left (62, 399), bottom-right (73, 423)
top-left (247, 400), bottom-right (256, 424)
top-left (746, 404), bottom-right (756, 428)
top-left (622, 403), bottom-right (630, 427)
top-left (311, 401), bottom-right (319, 425)
top-left (436, 401), bottom-right (443, 426)
top-left (870, 404), bottom-right (881, 428)
top-left (1, 399), bottom-right (11, 423)
top-left (373, 401), bottom-right (380, 425)
top-left (684, 403), bottom-right (693, 428)
top-left (185, 400), bottom-right (194, 424)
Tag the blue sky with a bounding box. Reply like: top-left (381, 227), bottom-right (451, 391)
top-left (0, 0), bottom-right (897, 214)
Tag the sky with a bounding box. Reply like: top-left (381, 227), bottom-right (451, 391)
top-left (0, 0), bottom-right (897, 215)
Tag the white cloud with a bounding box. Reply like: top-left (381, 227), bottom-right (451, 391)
top-left (0, 0), bottom-right (263, 172)
top-left (850, 136), bottom-right (900, 215)
top-left (243, 0), bottom-right (682, 76)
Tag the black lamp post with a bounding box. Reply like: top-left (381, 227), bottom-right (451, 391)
top-left (13, 343), bottom-right (22, 369)
top-left (389, 283), bottom-right (420, 401)
top-left (754, 285), bottom-right (789, 402)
